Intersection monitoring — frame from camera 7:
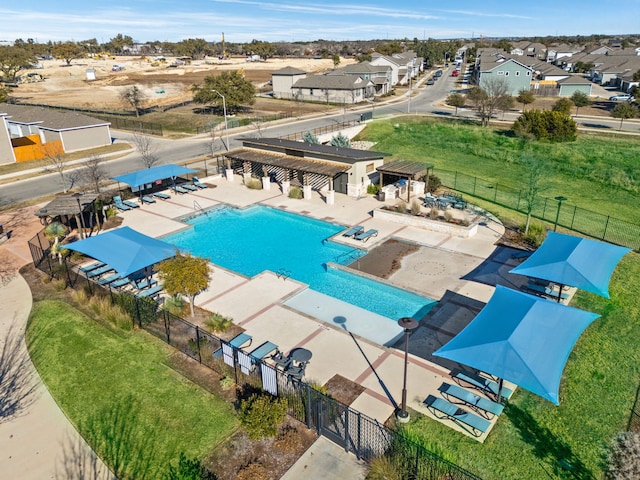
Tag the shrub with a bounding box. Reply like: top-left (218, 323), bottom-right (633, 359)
top-left (521, 222), bottom-right (545, 247)
top-left (53, 279), bottom-right (67, 291)
top-left (288, 187), bottom-right (303, 199)
top-left (70, 287), bottom-right (89, 305)
top-left (426, 175), bottom-right (441, 193)
top-left (163, 295), bottom-right (184, 316)
top-left (245, 177), bottom-right (262, 189)
top-left (105, 206), bottom-right (118, 219)
top-left (429, 207), bottom-right (439, 218)
top-left (236, 462), bottom-right (268, 480)
top-left (204, 312), bottom-right (233, 333)
top-left (366, 455), bottom-right (403, 480)
top-left (367, 183), bottom-right (381, 195)
top-left (605, 432), bottom-right (640, 480)
top-left (329, 132), bottom-right (351, 147)
top-left (88, 295), bottom-right (133, 331)
top-left (410, 199), bottom-right (422, 216)
top-left (220, 376), bottom-right (235, 389)
top-left (165, 452), bottom-right (218, 480)
top-left (239, 393), bottom-right (287, 440)
top-left (513, 109), bottom-right (577, 142)
top-left (395, 200), bottom-right (407, 213)
top-left (552, 97), bottom-right (574, 115)
top-left (444, 211), bottom-right (453, 222)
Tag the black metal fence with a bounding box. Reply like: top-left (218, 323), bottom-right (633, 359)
top-left (280, 120), bottom-right (362, 141)
top-left (436, 168), bottom-right (640, 251)
top-left (28, 232), bottom-right (481, 480)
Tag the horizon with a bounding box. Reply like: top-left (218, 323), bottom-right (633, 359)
top-left (1, 0), bottom-right (638, 45)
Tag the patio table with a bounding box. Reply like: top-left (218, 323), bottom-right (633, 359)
top-left (290, 348), bottom-right (312, 364)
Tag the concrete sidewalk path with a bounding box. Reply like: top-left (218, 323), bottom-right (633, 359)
top-left (280, 437), bottom-right (367, 480)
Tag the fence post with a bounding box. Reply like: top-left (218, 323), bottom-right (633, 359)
top-left (570, 206), bottom-right (577, 230)
top-left (63, 258), bottom-right (72, 287)
top-left (195, 326), bottom-right (202, 364)
top-left (134, 297), bottom-right (142, 328)
top-left (542, 198), bottom-right (548, 219)
top-left (603, 215), bottom-right (610, 241)
top-left (357, 411), bottom-right (362, 461)
top-left (305, 383), bottom-right (312, 429)
top-left (344, 408), bottom-right (350, 454)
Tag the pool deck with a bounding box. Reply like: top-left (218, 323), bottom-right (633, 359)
top-left (119, 176), bottom-right (521, 441)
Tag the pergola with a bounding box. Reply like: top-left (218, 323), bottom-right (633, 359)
top-left (224, 149), bottom-right (350, 190)
top-left (376, 160), bottom-right (434, 202)
top-left (35, 193), bottom-right (99, 238)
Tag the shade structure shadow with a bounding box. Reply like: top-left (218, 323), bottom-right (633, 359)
top-left (461, 245), bottom-right (531, 290)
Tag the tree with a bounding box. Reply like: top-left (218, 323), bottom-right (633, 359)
top-left (330, 132), bottom-right (350, 147)
top-left (104, 34), bottom-right (133, 54)
top-left (552, 97), bottom-right (574, 115)
top-left (516, 89), bottom-right (535, 112)
top-left (243, 40), bottom-right (277, 61)
top-left (0, 85), bottom-right (10, 103)
top-left (605, 432), bottom-right (640, 480)
top-left (43, 143), bottom-right (76, 193)
top-left (158, 252), bottom-right (211, 317)
top-left (468, 78), bottom-right (510, 126)
top-left (0, 46), bottom-right (36, 82)
top-left (165, 452), bottom-right (217, 480)
top-left (633, 69), bottom-right (640, 82)
top-left (445, 92), bottom-right (465, 115)
top-left (492, 39), bottom-right (513, 52)
top-left (332, 54), bottom-right (340, 68)
top-left (44, 221), bottom-right (68, 262)
top-left (573, 61), bottom-right (594, 73)
top-left (174, 38), bottom-right (210, 59)
top-left (513, 109), bottom-right (577, 142)
top-left (121, 86), bottom-right (145, 117)
top-left (375, 42), bottom-right (403, 55)
top-left (51, 41), bottom-right (85, 66)
top-left (569, 91), bottom-right (590, 116)
top-left (520, 155), bottom-right (546, 235)
top-left (302, 131), bottom-right (319, 144)
top-left (192, 70), bottom-right (256, 114)
top-left (611, 102), bottom-right (638, 130)
top-left (131, 132), bottom-right (159, 169)
top-left (498, 95), bottom-right (515, 120)
top-left (81, 155), bottom-right (106, 193)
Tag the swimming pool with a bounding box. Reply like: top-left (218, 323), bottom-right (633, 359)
top-left (165, 205), bottom-right (435, 321)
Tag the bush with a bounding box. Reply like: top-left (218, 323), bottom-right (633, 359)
top-left (410, 199), bottom-right (422, 215)
top-left (239, 393), bottom-right (288, 440)
top-left (513, 109), bottom-right (577, 142)
top-left (163, 295), bottom-right (184, 316)
top-left (165, 452), bottom-right (218, 480)
top-left (236, 462), bottom-right (269, 480)
top-left (366, 455), bottom-right (403, 480)
top-left (444, 211), bottom-right (453, 222)
top-left (288, 187), bottom-right (303, 199)
top-left (395, 200), bottom-right (407, 213)
top-left (367, 183), bottom-right (381, 195)
top-left (426, 175), bottom-right (441, 193)
top-left (245, 177), bottom-right (262, 190)
top-left (53, 279), bottom-right (67, 291)
top-left (89, 295), bottom-right (133, 331)
top-left (521, 222), bottom-right (545, 247)
top-left (552, 97), bottom-right (574, 115)
top-left (204, 312), bottom-right (233, 333)
top-left (605, 432), bottom-right (640, 480)
top-left (429, 207), bottom-right (439, 218)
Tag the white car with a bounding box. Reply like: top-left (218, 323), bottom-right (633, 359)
top-left (609, 94), bottom-right (634, 101)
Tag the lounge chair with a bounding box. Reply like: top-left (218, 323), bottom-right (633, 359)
top-left (79, 261), bottom-right (105, 273)
top-left (113, 195), bottom-right (139, 210)
top-left (174, 186), bottom-right (190, 194)
top-left (153, 192), bottom-right (171, 200)
top-left (424, 395), bottom-right (491, 437)
top-left (141, 195), bottom-right (156, 204)
top-left (182, 184), bottom-right (198, 192)
top-left (111, 276), bottom-right (132, 289)
top-left (342, 225), bottom-right (364, 238)
top-left (85, 265), bottom-right (114, 279)
top-left (97, 273), bottom-right (122, 286)
top-left (132, 278), bottom-right (157, 290)
top-left (524, 282), bottom-right (569, 300)
top-left (354, 229), bottom-right (378, 242)
top-left (249, 341), bottom-right (278, 361)
top-left (438, 383), bottom-right (504, 419)
top-left (192, 177), bottom-right (208, 189)
top-left (228, 332), bottom-right (252, 349)
top-left (452, 369), bottom-right (513, 401)
top-left (112, 196), bottom-right (131, 211)
top-left (135, 284), bottom-right (162, 299)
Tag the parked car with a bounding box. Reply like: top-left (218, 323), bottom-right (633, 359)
top-left (427, 78), bottom-right (435, 85)
top-left (451, 70), bottom-right (459, 77)
top-left (609, 94), bottom-right (634, 101)
top-left (434, 70), bottom-right (443, 77)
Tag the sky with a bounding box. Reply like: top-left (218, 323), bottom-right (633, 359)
top-left (1, 0), bottom-right (638, 44)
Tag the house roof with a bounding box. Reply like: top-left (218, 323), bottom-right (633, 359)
top-left (557, 75), bottom-right (592, 85)
top-left (225, 149), bottom-right (350, 177)
top-left (272, 66), bottom-right (307, 76)
top-left (292, 74), bottom-right (372, 90)
top-left (240, 138), bottom-right (387, 163)
top-left (376, 159), bottom-right (433, 179)
top-left (0, 103), bottom-right (110, 131)
top-left (36, 193), bottom-right (98, 217)
top-left (329, 62), bottom-right (391, 76)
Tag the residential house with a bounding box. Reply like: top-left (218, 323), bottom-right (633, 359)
top-left (0, 103), bottom-right (112, 164)
top-left (0, 114), bottom-right (16, 165)
top-left (370, 50), bottom-right (421, 86)
top-left (556, 76), bottom-right (593, 97)
top-left (474, 49), bottom-right (534, 95)
top-left (326, 62), bottom-right (392, 95)
top-left (271, 67), bottom-right (307, 99)
top-left (547, 44), bottom-right (581, 63)
top-left (616, 72), bottom-right (639, 94)
top-left (291, 75), bottom-right (374, 104)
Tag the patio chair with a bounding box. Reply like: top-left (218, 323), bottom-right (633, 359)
top-left (112, 196), bottom-right (131, 212)
top-left (249, 341), bottom-right (279, 362)
top-left (78, 261), bottom-right (105, 273)
top-left (135, 284), bottom-right (162, 299)
top-left (153, 192), bottom-right (171, 200)
top-left (85, 265), bottom-right (114, 279)
top-left (524, 282), bottom-right (569, 300)
top-left (192, 177), bottom-right (208, 189)
top-left (141, 195), bottom-right (156, 204)
top-left (271, 350), bottom-right (292, 370)
top-left (111, 276), bottom-right (131, 289)
top-left (438, 383), bottom-right (504, 419)
top-left (286, 362), bottom-right (306, 381)
top-left (97, 273), bottom-right (122, 286)
top-left (423, 395), bottom-right (491, 437)
top-left (174, 186), bottom-right (190, 194)
top-left (452, 369), bottom-right (513, 401)
top-left (182, 184), bottom-right (198, 192)
top-left (354, 229), bottom-right (378, 242)
top-left (342, 225), bottom-right (364, 238)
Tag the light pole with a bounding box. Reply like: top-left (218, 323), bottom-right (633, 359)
top-left (396, 317), bottom-right (419, 423)
top-left (210, 89), bottom-right (230, 152)
top-left (72, 192), bottom-right (85, 239)
top-left (554, 196), bottom-right (567, 232)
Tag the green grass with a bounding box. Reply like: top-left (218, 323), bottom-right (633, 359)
top-left (358, 117), bottom-right (640, 223)
top-left (26, 299), bottom-right (238, 480)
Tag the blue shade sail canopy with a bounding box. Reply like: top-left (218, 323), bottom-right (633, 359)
top-left (510, 231), bottom-right (630, 298)
top-left (112, 164), bottom-right (197, 188)
top-left (65, 227), bottom-right (177, 277)
top-left (434, 286), bottom-right (600, 405)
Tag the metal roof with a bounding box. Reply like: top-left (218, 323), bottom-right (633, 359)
top-left (376, 159), bottom-right (433, 179)
top-left (36, 193), bottom-right (98, 217)
top-left (226, 149), bottom-right (351, 177)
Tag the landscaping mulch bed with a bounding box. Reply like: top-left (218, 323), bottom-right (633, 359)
top-left (324, 374), bottom-right (366, 406)
top-left (348, 238), bottom-right (420, 279)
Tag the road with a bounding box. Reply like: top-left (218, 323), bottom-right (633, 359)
top-left (1, 70), bottom-right (638, 207)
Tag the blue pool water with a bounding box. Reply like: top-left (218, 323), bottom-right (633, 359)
top-left (165, 205), bottom-right (435, 320)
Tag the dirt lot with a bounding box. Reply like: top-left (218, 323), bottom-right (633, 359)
top-left (11, 56), bottom-right (353, 111)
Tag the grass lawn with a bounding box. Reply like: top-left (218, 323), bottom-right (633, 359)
top-left (357, 117), bottom-right (640, 224)
top-left (26, 299), bottom-right (239, 480)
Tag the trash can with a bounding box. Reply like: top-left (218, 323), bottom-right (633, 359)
top-left (377, 191), bottom-right (386, 201)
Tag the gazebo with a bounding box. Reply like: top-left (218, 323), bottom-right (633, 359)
top-left (35, 193), bottom-right (99, 238)
top-left (376, 160), bottom-right (433, 202)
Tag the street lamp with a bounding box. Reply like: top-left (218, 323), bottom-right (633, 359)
top-left (396, 316), bottom-right (419, 423)
top-left (210, 89), bottom-right (230, 152)
top-left (72, 192), bottom-right (85, 239)
top-left (553, 196), bottom-right (567, 232)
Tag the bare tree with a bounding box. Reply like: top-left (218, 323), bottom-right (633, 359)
top-left (120, 86), bottom-right (145, 117)
top-left (81, 155), bottom-right (107, 194)
top-left (43, 143), bottom-right (77, 193)
top-left (468, 77), bottom-right (511, 126)
top-left (521, 155), bottom-right (547, 235)
top-left (56, 433), bottom-right (110, 480)
top-left (251, 118), bottom-right (265, 138)
top-left (0, 324), bottom-right (38, 423)
top-left (131, 132), bottom-right (158, 169)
